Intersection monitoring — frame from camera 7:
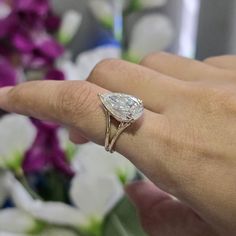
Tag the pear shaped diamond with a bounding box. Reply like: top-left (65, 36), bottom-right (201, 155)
top-left (99, 93), bottom-right (144, 122)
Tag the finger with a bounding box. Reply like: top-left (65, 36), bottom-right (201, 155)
top-left (140, 52), bottom-right (231, 82)
top-left (87, 59), bottom-right (187, 113)
top-left (69, 129), bottom-right (89, 144)
top-left (0, 81), bottom-right (166, 177)
top-left (126, 181), bottom-right (216, 236)
top-left (125, 180), bottom-right (171, 213)
top-left (204, 55), bottom-right (236, 72)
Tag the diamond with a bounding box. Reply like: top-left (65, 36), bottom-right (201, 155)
top-left (99, 93), bottom-right (144, 122)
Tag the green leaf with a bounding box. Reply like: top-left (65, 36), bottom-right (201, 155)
top-left (103, 197), bottom-right (147, 236)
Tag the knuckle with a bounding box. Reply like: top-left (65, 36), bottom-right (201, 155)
top-left (203, 56), bottom-right (218, 64)
top-left (88, 58), bottom-right (122, 83)
top-left (140, 52), bottom-right (170, 66)
top-left (56, 81), bottom-right (98, 124)
top-left (140, 52), bottom-right (163, 65)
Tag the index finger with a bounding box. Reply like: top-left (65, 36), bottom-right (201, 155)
top-left (0, 80), bottom-right (166, 177)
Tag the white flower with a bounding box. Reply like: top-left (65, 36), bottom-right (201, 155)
top-left (40, 228), bottom-right (79, 236)
top-left (129, 13), bottom-right (174, 60)
top-left (70, 172), bottom-right (123, 221)
top-left (0, 209), bottom-right (36, 234)
top-left (89, 0), bottom-right (126, 27)
top-left (58, 10), bottom-right (82, 45)
top-left (72, 143), bottom-right (136, 183)
top-left (0, 1), bottom-right (11, 19)
top-left (138, 0), bottom-right (167, 9)
top-left (0, 115), bottom-right (35, 169)
top-left (75, 46), bottom-right (121, 80)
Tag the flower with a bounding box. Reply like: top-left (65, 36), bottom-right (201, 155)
top-left (130, 0), bottom-right (167, 10)
top-left (0, 57), bottom-right (17, 87)
top-left (23, 118), bottom-right (74, 177)
top-left (14, 0), bottom-right (50, 17)
top-left (72, 143), bottom-right (136, 184)
top-left (58, 10), bottom-right (82, 45)
top-left (0, 208), bottom-right (37, 234)
top-left (128, 13), bottom-right (174, 60)
top-left (75, 45), bottom-right (121, 80)
top-left (45, 68), bottom-right (65, 80)
top-left (0, 114), bottom-right (36, 170)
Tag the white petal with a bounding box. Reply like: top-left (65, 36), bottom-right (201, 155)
top-left (0, 2), bottom-right (11, 19)
top-left (8, 176), bottom-right (87, 227)
top-left (88, 0), bottom-right (113, 25)
top-left (129, 14), bottom-right (174, 59)
top-left (0, 171), bottom-right (12, 207)
top-left (0, 233), bottom-right (27, 236)
top-left (27, 202), bottom-right (87, 227)
top-left (8, 176), bottom-right (35, 210)
top-left (70, 173), bottom-right (123, 218)
top-left (0, 209), bottom-right (36, 233)
top-left (76, 46), bottom-right (121, 80)
top-left (41, 228), bottom-right (79, 236)
top-left (59, 10), bottom-right (82, 45)
top-left (0, 115), bottom-right (35, 168)
top-left (140, 0), bottom-right (167, 9)
top-left (72, 143), bottom-right (136, 181)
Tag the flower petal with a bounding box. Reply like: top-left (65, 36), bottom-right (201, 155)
top-left (75, 46), bottom-right (120, 80)
top-left (70, 172), bottom-right (124, 218)
top-left (0, 208), bottom-right (36, 233)
top-left (58, 10), bottom-right (82, 45)
top-left (129, 14), bottom-right (174, 59)
top-left (0, 115), bottom-right (35, 168)
top-left (72, 143), bottom-right (136, 182)
top-left (0, 58), bottom-right (17, 87)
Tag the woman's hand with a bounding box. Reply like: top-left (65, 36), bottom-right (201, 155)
top-left (1, 53), bottom-right (236, 235)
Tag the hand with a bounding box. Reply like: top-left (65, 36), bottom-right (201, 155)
top-left (0, 53), bottom-right (236, 235)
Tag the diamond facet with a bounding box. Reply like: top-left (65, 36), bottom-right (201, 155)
top-left (99, 93), bottom-right (144, 122)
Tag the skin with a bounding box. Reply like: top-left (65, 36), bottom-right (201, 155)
top-left (0, 53), bottom-right (236, 235)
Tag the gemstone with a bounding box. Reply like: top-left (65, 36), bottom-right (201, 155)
top-left (99, 93), bottom-right (144, 122)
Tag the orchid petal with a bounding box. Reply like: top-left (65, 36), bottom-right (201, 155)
top-left (8, 176), bottom-right (87, 227)
top-left (41, 228), bottom-right (79, 236)
top-left (70, 172), bottom-right (124, 219)
top-left (27, 202), bottom-right (87, 227)
top-left (58, 10), bottom-right (82, 45)
top-left (0, 209), bottom-right (36, 233)
top-left (75, 46), bottom-right (120, 80)
top-left (139, 0), bottom-right (167, 9)
top-left (72, 143), bottom-right (136, 182)
top-left (0, 2), bottom-right (11, 19)
top-left (129, 14), bottom-right (174, 59)
top-left (0, 58), bottom-right (17, 87)
top-left (0, 115), bottom-right (35, 169)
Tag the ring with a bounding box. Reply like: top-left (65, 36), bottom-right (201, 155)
top-left (98, 93), bottom-right (144, 153)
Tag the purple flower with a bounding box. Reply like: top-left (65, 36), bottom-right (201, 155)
top-left (0, 57), bottom-right (17, 87)
top-left (45, 12), bottom-right (61, 33)
top-left (23, 118), bottom-right (75, 177)
top-left (45, 69), bottom-right (65, 81)
top-left (20, 35), bottom-right (64, 69)
top-left (12, 31), bottom-right (34, 53)
top-left (14, 0), bottom-right (50, 16)
top-left (38, 38), bottom-right (64, 60)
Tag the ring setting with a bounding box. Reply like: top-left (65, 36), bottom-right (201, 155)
top-left (98, 93), bottom-right (144, 153)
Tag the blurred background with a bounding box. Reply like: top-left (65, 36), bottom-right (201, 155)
top-left (0, 0), bottom-right (236, 235)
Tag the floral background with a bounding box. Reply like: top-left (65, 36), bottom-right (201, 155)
top-left (0, 0), bottom-right (201, 235)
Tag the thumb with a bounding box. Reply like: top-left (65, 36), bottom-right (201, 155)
top-left (125, 180), bottom-right (171, 213)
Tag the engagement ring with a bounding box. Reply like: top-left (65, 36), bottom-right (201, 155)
top-left (98, 93), bottom-right (144, 153)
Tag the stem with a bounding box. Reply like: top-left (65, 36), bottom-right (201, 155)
top-left (111, 214), bottom-right (129, 236)
top-left (110, 0), bottom-right (125, 49)
top-left (15, 171), bottom-right (43, 200)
